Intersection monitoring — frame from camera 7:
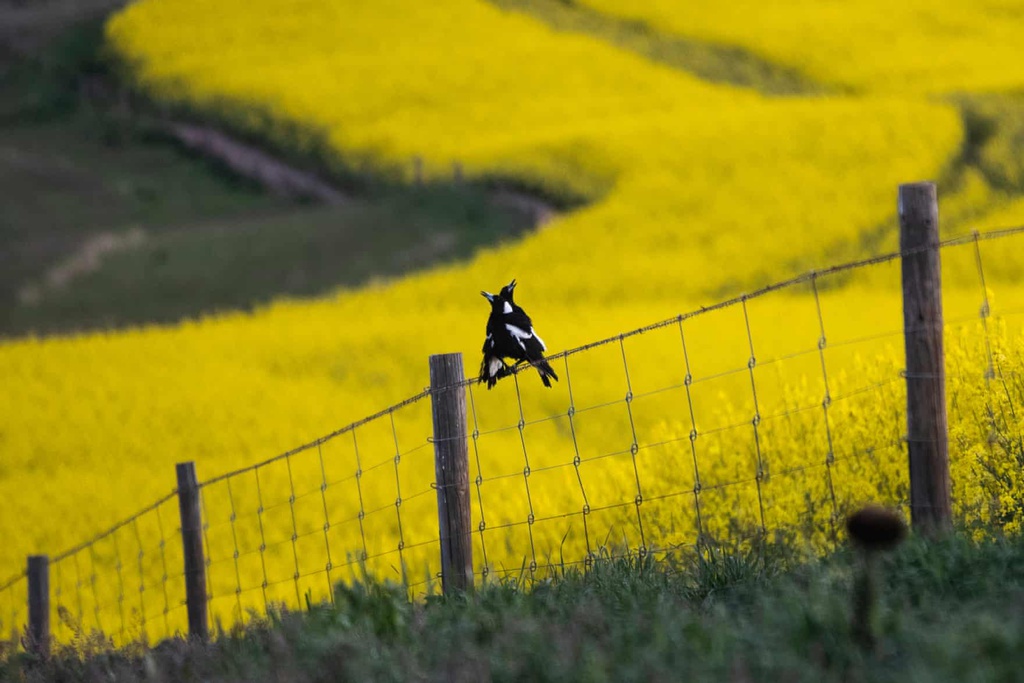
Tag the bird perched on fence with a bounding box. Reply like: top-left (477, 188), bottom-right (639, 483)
top-left (479, 279), bottom-right (559, 389)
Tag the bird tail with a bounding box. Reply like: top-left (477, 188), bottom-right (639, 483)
top-left (535, 358), bottom-right (559, 388)
top-left (479, 355), bottom-right (508, 390)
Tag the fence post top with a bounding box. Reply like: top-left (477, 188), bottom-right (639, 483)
top-left (898, 180), bottom-right (936, 191)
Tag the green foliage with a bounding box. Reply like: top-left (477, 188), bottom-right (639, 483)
top-left (5, 534), bottom-right (1024, 682)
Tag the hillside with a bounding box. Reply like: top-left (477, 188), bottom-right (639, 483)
top-left (0, 5), bottom-right (539, 336)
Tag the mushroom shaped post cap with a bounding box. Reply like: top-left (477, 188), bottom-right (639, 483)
top-left (846, 504), bottom-right (907, 551)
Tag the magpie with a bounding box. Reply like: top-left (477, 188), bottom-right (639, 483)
top-left (479, 279), bottom-right (559, 389)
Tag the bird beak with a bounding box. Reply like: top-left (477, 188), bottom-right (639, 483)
top-left (507, 279), bottom-right (517, 292)
top-left (481, 291), bottom-right (494, 301)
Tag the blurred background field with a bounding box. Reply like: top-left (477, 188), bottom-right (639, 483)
top-left (2, 0), bottom-right (1024, 646)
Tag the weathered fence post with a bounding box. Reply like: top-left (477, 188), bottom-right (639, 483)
top-left (898, 181), bottom-right (951, 534)
top-left (429, 353), bottom-right (473, 594)
top-left (176, 461), bottom-right (209, 640)
top-left (27, 555), bottom-right (49, 657)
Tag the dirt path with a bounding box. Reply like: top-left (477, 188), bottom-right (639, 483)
top-left (164, 120), bottom-right (558, 228)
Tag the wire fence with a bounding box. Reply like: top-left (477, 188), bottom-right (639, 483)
top-left (1, 223), bottom-right (1022, 651)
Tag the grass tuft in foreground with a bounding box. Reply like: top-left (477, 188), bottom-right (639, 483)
top-left (5, 532), bottom-right (1024, 682)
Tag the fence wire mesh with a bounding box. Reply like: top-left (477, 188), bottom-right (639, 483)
top-left (1, 225), bottom-right (1021, 650)
top-left (197, 389), bottom-right (441, 634)
top-left (46, 492), bottom-right (184, 647)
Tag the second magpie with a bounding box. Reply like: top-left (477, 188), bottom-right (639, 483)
top-left (479, 279), bottom-right (559, 389)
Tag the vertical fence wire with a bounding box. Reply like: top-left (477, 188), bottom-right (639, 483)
top-left (512, 373), bottom-right (539, 575)
top-left (811, 274), bottom-right (840, 544)
top-left (562, 355), bottom-right (594, 568)
top-left (284, 454), bottom-right (302, 607)
top-left (253, 466), bottom-right (270, 612)
top-left (618, 336), bottom-right (648, 557)
top-left (677, 318), bottom-right (705, 549)
top-left (467, 382), bottom-right (492, 580)
top-left (389, 413), bottom-right (408, 586)
top-left (741, 297), bottom-right (769, 539)
top-left (316, 443), bottom-right (336, 604)
top-left (352, 429), bottom-right (369, 565)
top-left (970, 231), bottom-right (1002, 488)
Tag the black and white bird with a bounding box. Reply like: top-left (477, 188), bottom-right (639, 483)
top-left (479, 279), bottom-right (559, 389)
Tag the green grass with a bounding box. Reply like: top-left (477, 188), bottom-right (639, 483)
top-left (487, 0), bottom-right (827, 96)
top-left (0, 14), bottom-right (539, 337)
top-left (8, 185), bottom-right (535, 334)
top-left (5, 533), bottom-right (1024, 682)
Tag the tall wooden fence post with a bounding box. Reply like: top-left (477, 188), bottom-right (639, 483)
top-left (27, 555), bottom-right (49, 657)
top-left (899, 181), bottom-right (951, 534)
top-left (429, 353), bottom-right (473, 594)
top-left (176, 461), bottom-right (209, 640)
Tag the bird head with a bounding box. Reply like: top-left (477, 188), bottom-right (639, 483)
top-left (481, 279), bottom-right (517, 312)
top-left (499, 279), bottom-right (517, 301)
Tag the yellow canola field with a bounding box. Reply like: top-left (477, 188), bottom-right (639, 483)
top-left (2, 0), bottom-right (1024, 643)
top-left (579, 0), bottom-right (1024, 94)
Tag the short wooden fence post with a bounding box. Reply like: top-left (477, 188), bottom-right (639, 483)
top-left (429, 353), bottom-right (473, 594)
top-left (176, 461), bottom-right (209, 640)
top-left (899, 181), bottom-right (952, 534)
top-left (27, 555), bottom-right (49, 657)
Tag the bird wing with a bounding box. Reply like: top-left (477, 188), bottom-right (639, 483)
top-left (503, 306), bottom-right (533, 330)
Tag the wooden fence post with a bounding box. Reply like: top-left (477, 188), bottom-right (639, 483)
top-left (899, 181), bottom-right (951, 534)
top-left (176, 461), bottom-right (209, 640)
top-left (429, 353), bottom-right (473, 594)
top-left (27, 555), bottom-right (49, 657)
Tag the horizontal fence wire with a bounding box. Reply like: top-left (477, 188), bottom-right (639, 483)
top-left (2, 225), bottom-right (1022, 649)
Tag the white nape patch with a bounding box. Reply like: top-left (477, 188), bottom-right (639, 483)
top-left (505, 324), bottom-right (533, 340)
top-left (502, 301), bottom-right (513, 314)
top-left (488, 357), bottom-right (504, 377)
top-left (532, 329), bottom-right (547, 351)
